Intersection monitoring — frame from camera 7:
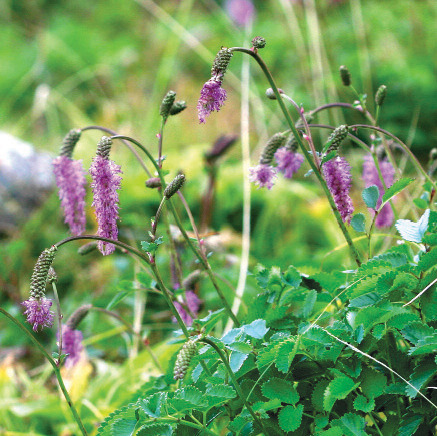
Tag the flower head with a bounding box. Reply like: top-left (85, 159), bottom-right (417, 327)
top-left (225, 0), bottom-right (255, 27)
top-left (61, 325), bottom-right (84, 368)
top-left (275, 147), bottom-right (304, 179)
top-left (174, 291), bottom-right (201, 326)
top-left (22, 298), bottom-right (54, 331)
top-left (197, 79), bottom-right (227, 123)
top-left (323, 156), bottom-right (354, 223)
top-left (53, 155), bottom-right (87, 236)
top-left (362, 154), bottom-right (395, 228)
top-left (249, 164), bottom-right (277, 190)
top-left (89, 139), bottom-right (122, 255)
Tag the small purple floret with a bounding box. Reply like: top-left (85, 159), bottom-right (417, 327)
top-left (174, 291), bottom-right (201, 326)
top-left (197, 79), bottom-right (227, 123)
top-left (61, 325), bottom-right (84, 368)
top-left (225, 0), bottom-right (255, 27)
top-left (89, 156), bottom-right (122, 255)
top-left (274, 147), bottom-right (304, 179)
top-left (362, 155), bottom-right (395, 228)
top-left (249, 164), bottom-right (277, 190)
top-left (53, 156), bottom-right (87, 236)
top-left (323, 156), bottom-right (354, 223)
top-left (22, 298), bottom-right (54, 331)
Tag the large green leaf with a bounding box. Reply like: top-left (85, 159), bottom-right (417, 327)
top-left (362, 185), bottom-right (379, 209)
top-left (262, 378), bottom-right (299, 405)
top-left (243, 319), bottom-right (269, 339)
top-left (323, 376), bottom-right (359, 412)
top-left (278, 404), bottom-right (303, 432)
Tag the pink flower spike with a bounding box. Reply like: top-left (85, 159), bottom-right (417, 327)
top-left (275, 147), bottom-right (304, 179)
top-left (60, 325), bottom-right (84, 368)
top-left (53, 156), bottom-right (87, 236)
top-left (89, 155), bottom-right (123, 255)
top-left (249, 164), bottom-right (277, 190)
top-left (197, 79), bottom-right (227, 123)
top-left (22, 298), bottom-right (54, 331)
top-left (174, 291), bottom-right (201, 326)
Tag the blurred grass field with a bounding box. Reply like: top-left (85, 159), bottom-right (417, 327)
top-left (1, 0), bottom-right (436, 433)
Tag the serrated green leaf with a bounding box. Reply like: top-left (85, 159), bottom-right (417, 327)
top-left (283, 265), bottom-right (302, 288)
top-left (192, 309), bottom-right (225, 333)
top-left (137, 423), bottom-right (173, 436)
top-left (275, 338), bottom-right (299, 373)
top-left (381, 178), bottom-right (414, 206)
top-left (360, 367), bottom-right (386, 399)
top-left (301, 289), bottom-right (317, 318)
top-left (350, 213), bottom-right (366, 233)
top-left (333, 413), bottom-right (367, 436)
top-left (401, 322), bottom-right (436, 345)
top-left (362, 185), bottom-right (379, 209)
top-left (206, 384), bottom-right (236, 399)
top-left (111, 417), bottom-right (137, 436)
top-left (398, 415), bottom-right (423, 436)
top-left (278, 404), bottom-right (303, 432)
top-left (139, 392), bottom-right (167, 418)
top-left (226, 341), bottom-right (252, 354)
top-left (387, 313), bottom-right (420, 329)
top-left (408, 333), bottom-right (437, 356)
top-left (414, 198), bottom-right (428, 209)
top-left (97, 403), bottom-right (138, 436)
top-left (229, 351), bottom-right (248, 373)
top-left (256, 341), bottom-right (279, 370)
top-left (348, 291), bottom-right (381, 308)
top-left (353, 395), bottom-right (375, 412)
top-left (323, 377), bottom-right (358, 412)
top-left (262, 378), bottom-right (299, 405)
top-left (396, 209), bottom-right (430, 243)
top-left (319, 428), bottom-right (343, 436)
top-left (418, 248), bottom-right (437, 272)
top-left (243, 319), bottom-right (269, 339)
top-left (312, 379), bottom-right (330, 413)
top-left (406, 359), bottom-right (437, 398)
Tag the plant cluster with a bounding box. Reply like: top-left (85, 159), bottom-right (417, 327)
top-left (2, 35), bottom-right (437, 436)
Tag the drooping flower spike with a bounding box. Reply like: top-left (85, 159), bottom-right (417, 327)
top-left (89, 136), bottom-right (123, 255)
top-left (53, 129), bottom-right (87, 236)
top-left (362, 154), bottom-right (395, 228)
top-left (274, 147), bottom-right (304, 179)
top-left (198, 48), bottom-right (233, 123)
top-left (22, 246), bottom-right (57, 331)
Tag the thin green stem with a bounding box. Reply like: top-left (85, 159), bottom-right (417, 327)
top-left (156, 417), bottom-right (218, 435)
top-left (0, 308), bottom-right (88, 435)
top-left (202, 338), bottom-right (268, 434)
top-left (51, 282), bottom-right (63, 366)
top-left (231, 47), bottom-right (361, 266)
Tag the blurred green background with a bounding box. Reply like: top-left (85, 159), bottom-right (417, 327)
top-left (0, 0), bottom-right (436, 433)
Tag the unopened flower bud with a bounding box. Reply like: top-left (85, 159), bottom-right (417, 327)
top-left (265, 88), bottom-right (284, 100)
top-left (169, 101), bottom-right (187, 116)
top-left (164, 174), bottom-right (186, 199)
top-left (30, 246), bottom-right (58, 299)
top-left (252, 36), bottom-right (266, 49)
top-left (430, 148), bottom-right (437, 161)
top-left (260, 132), bottom-right (287, 165)
top-left (327, 125), bottom-right (349, 153)
top-left (160, 91), bottom-right (177, 119)
top-left (66, 304), bottom-right (92, 330)
top-left (47, 267), bottom-right (57, 284)
top-left (78, 241), bottom-right (98, 255)
top-left (339, 66), bottom-right (351, 86)
top-left (145, 177), bottom-right (162, 189)
top-left (60, 129), bottom-right (82, 158)
top-left (174, 339), bottom-right (198, 380)
top-left (205, 135), bottom-right (238, 164)
top-left (211, 48), bottom-right (233, 80)
top-left (375, 85), bottom-right (387, 106)
top-left (96, 136), bottom-right (113, 159)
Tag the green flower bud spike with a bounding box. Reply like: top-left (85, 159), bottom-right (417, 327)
top-left (30, 246), bottom-right (58, 300)
top-left (160, 90), bottom-right (177, 119)
top-left (174, 339), bottom-right (198, 380)
top-left (211, 48), bottom-right (233, 79)
top-left (327, 125), bottom-right (349, 153)
top-left (59, 129), bottom-right (82, 158)
top-left (78, 241), bottom-right (98, 255)
top-left (339, 66), bottom-right (351, 87)
top-left (47, 267), bottom-right (58, 284)
top-left (96, 136), bottom-right (113, 159)
top-left (145, 177), bottom-right (162, 189)
top-left (252, 36), bottom-right (266, 49)
top-left (260, 132), bottom-right (287, 165)
top-left (169, 101), bottom-right (187, 116)
top-left (66, 304), bottom-right (92, 330)
top-left (375, 85), bottom-right (387, 106)
top-left (164, 174), bottom-right (186, 199)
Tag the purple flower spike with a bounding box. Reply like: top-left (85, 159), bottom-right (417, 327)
top-left (362, 155), bottom-right (395, 228)
top-left (89, 155), bottom-right (122, 255)
top-left (61, 325), bottom-right (84, 368)
top-left (197, 79), bottom-right (227, 123)
top-left (323, 156), bottom-right (354, 223)
top-left (249, 164), bottom-right (277, 190)
top-left (274, 147), bottom-right (304, 179)
top-left (22, 298), bottom-right (54, 331)
top-left (174, 291), bottom-right (201, 326)
top-left (53, 155), bottom-right (87, 236)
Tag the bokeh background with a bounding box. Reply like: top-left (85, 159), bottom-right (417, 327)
top-left (0, 0), bottom-right (436, 433)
